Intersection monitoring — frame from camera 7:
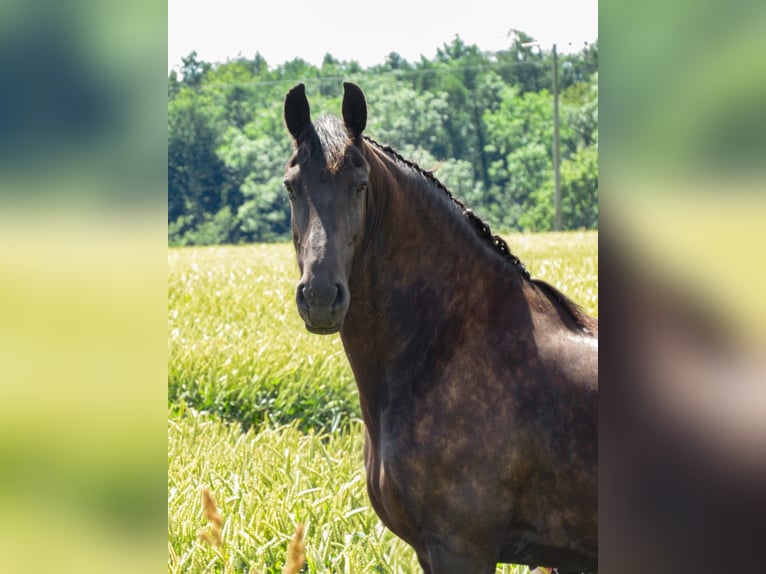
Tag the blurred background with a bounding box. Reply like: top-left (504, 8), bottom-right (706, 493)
top-left (600, 0), bottom-right (766, 571)
top-left (0, 0), bottom-right (166, 571)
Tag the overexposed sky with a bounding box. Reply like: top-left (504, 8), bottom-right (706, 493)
top-left (168, 0), bottom-right (597, 72)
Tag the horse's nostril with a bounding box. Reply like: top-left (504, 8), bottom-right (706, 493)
top-left (296, 284), bottom-right (308, 310)
top-left (333, 284), bottom-right (345, 310)
top-left (300, 282), bottom-right (342, 308)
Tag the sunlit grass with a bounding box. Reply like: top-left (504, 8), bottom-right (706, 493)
top-left (509, 230), bottom-right (598, 317)
top-left (168, 244), bottom-right (359, 432)
top-left (168, 412), bottom-right (422, 573)
top-left (168, 411), bottom-right (530, 574)
top-left (168, 232), bottom-right (597, 573)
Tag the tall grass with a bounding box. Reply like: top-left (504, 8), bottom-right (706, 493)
top-left (168, 231), bottom-right (597, 573)
top-left (168, 244), bottom-right (359, 432)
top-left (169, 412), bottom-right (420, 573)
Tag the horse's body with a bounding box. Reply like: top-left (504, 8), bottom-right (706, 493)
top-left (283, 83), bottom-right (598, 574)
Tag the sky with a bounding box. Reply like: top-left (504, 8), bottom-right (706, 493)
top-left (168, 0), bottom-right (598, 72)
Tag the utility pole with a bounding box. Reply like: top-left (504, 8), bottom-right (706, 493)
top-left (519, 38), bottom-right (563, 231)
top-left (552, 43), bottom-right (562, 231)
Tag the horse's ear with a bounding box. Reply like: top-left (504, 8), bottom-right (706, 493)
top-left (342, 82), bottom-right (367, 140)
top-left (284, 83), bottom-right (311, 143)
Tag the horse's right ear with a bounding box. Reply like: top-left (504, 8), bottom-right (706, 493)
top-left (284, 83), bottom-right (311, 143)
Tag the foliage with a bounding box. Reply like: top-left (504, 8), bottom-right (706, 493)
top-left (168, 36), bottom-right (598, 245)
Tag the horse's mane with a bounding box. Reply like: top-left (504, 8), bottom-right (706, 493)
top-left (363, 135), bottom-right (596, 334)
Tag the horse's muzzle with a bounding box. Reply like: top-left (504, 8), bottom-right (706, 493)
top-left (295, 281), bottom-right (349, 334)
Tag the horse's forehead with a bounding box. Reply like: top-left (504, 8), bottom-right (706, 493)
top-left (291, 143), bottom-right (366, 181)
top-left (309, 116), bottom-right (346, 168)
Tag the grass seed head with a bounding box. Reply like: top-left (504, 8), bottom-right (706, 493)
top-left (201, 487), bottom-right (223, 527)
top-left (199, 487), bottom-right (224, 547)
top-left (283, 523), bottom-right (305, 574)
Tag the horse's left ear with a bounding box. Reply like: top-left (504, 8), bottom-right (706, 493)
top-left (342, 82), bottom-right (367, 140)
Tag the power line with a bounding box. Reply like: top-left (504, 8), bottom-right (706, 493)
top-left (169, 50), bottom-right (588, 91)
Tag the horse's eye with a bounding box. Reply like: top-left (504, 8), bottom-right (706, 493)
top-left (284, 181), bottom-right (296, 200)
top-left (356, 182), bottom-right (368, 196)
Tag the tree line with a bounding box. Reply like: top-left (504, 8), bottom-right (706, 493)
top-left (168, 33), bottom-right (598, 245)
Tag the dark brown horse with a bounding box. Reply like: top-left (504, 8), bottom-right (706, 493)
top-left (283, 82), bottom-right (598, 574)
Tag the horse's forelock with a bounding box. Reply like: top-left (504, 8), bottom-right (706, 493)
top-left (306, 114), bottom-right (353, 174)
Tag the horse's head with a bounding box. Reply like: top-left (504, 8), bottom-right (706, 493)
top-left (283, 82), bottom-right (370, 334)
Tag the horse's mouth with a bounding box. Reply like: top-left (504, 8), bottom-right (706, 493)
top-left (304, 323), bottom-right (342, 335)
top-left (301, 304), bottom-right (346, 335)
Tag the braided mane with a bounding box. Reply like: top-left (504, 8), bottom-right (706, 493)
top-left (363, 135), bottom-right (596, 334)
top-left (363, 136), bottom-right (530, 280)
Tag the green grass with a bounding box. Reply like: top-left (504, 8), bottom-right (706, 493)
top-left (168, 231), bottom-right (597, 573)
top-left (169, 412), bottom-right (416, 573)
top-left (168, 243), bottom-right (360, 433)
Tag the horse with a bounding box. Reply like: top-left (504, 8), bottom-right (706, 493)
top-left (282, 82), bottom-right (598, 574)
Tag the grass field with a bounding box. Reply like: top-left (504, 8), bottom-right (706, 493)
top-left (168, 231), bottom-right (597, 573)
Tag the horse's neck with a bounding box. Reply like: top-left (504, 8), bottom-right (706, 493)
top-left (364, 147), bottom-right (492, 279)
top-left (353, 151), bottom-right (497, 317)
top-left (340, 151), bottom-right (526, 436)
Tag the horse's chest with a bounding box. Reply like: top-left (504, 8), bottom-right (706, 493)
top-left (368, 404), bottom-right (513, 538)
top-left (363, 430), bottom-right (427, 547)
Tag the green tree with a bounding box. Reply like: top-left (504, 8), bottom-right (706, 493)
top-left (179, 51), bottom-right (211, 88)
top-left (519, 144), bottom-right (598, 231)
top-left (167, 34), bottom-right (598, 245)
top-left (483, 86), bottom-right (555, 228)
top-left (168, 88), bottom-right (227, 228)
top-left (495, 30), bottom-right (547, 94)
